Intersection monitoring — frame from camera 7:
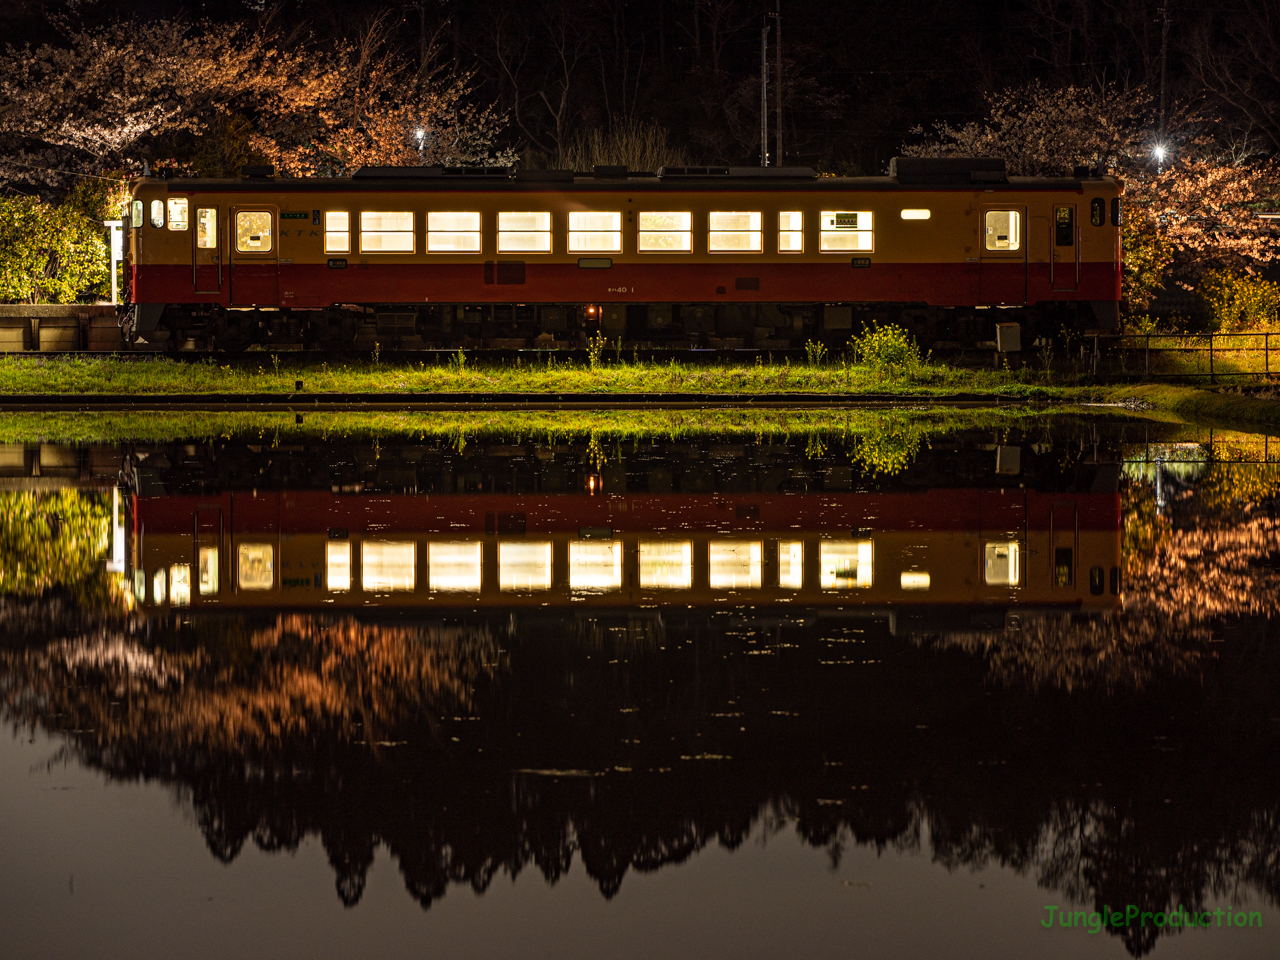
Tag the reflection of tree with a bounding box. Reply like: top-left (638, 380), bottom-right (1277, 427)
top-left (0, 491), bottom-right (121, 605)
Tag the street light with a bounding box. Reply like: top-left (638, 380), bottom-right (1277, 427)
top-left (414, 127), bottom-right (426, 159)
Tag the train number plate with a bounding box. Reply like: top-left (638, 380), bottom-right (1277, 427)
top-left (327, 258), bottom-right (347, 269)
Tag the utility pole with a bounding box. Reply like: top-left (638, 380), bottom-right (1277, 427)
top-left (760, 21), bottom-right (771, 166)
top-left (1157, 6), bottom-right (1170, 141)
top-left (772, 1), bottom-right (782, 167)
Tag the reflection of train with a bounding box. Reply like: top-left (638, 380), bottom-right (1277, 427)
top-left (123, 158), bottom-right (1122, 349)
top-left (130, 483), bottom-right (1121, 613)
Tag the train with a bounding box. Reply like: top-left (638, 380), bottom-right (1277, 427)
top-left (122, 157), bottom-right (1124, 351)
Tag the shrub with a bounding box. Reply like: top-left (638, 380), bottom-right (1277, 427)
top-left (1196, 269), bottom-right (1280, 332)
top-left (0, 195), bottom-right (109, 303)
top-left (849, 323), bottom-right (922, 371)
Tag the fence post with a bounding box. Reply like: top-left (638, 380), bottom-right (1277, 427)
top-left (1267, 332), bottom-right (1270, 377)
top-left (1209, 333), bottom-right (1214, 384)
top-left (1145, 334), bottom-right (1150, 376)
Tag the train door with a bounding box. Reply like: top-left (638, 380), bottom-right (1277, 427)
top-left (979, 206), bottom-right (1026, 305)
top-left (192, 206), bottom-right (222, 295)
top-left (1050, 501), bottom-right (1078, 588)
top-left (229, 206), bottom-right (279, 306)
top-left (1051, 204), bottom-right (1078, 291)
top-left (979, 489), bottom-right (1026, 588)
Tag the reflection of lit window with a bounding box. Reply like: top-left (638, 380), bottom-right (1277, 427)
top-left (428, 211), bottom-right (481, 253)
top-left (499, 541), bottom-right (552, 591)
top-left (708, 541), bottom-right (762, 589)
top-left (361, 211), bottom-right (415, 253)
top-left (984, 542), bottom-right (1021, 586)
top-left (326, 541), bottom-right (351, 592)
top-left (152, 568), bottom-right (167, 604)
top-left (569, 540), bottom-right (622, 591)
top-left (778, 211), bottom-right (803, 252)
top-left (568, 211), bottom-right (622, 253)
top-left (428, 541), bottom-right (481, 592)
top-left (325, 211), bottom-right (350, 254)
top-left (778, 540), bottom-right (804, 588)
top-left (637, 212), bottom-right (692, 252)
top-left (167, 198), bottom-right (188, 231)
top-left (984, 210), bottom-right (1021, 251)
top-left (364, 541), bottom-right (417, 592)
top-left (237, 543), bottom-right (274, 590)
top-left (198, 547), bottom-right (219, 595)
top-left (820, 540), bottom-right (873, 589)
top-left (900, 571), bottom-right (930, 591)
top-left (498, 212), bottom-right (552, 253)
top-left (639, 541), bottom-right (692, 589)
top-left (170, 564), bottom-right (191, 606)
top-left (708, 211), bottom-right (762, 252)
top-left (819, 210), bottom-right (873, 252)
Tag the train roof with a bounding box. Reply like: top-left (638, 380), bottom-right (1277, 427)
top-left (138, 157), bottom-right (1117, 194)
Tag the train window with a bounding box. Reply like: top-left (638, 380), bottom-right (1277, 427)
top-left (1090, 198), bottom-right (1105, 227)
top-left (499, 541), bottom-right (553, 591)
top-left (819, 540), bottom-right (873, 589)
top-left (900, 209), bottom-right (931, 220)
top-left (324, 211), bottom-right (350, 254)
top-left (169, 564), bottom-right (192, 606)
top-left (709, 541), bottom-right (762, 589)
top-left (1053, 547), bottom-right (1074, 587)
top-left (237, 543), bottom-right (274, 590)
top-left (1109, 566), bottom-right (1120, 595)
top-left (819, 211), bottom-right (873, 252)
top-left (150, 199), bottom-right (164, 228)
top-left (984, 210), bottom-right (1021, 251)
top-left (196, 208), bottom-right (217, 249)
top-left (1110, 197), bottom-right (1122, 226)
top-left (900, 571), bottom-right (931, 591)
top-left (1089, 565), bottom-right (1105, 595)
top-left (569, 540), bottom-right (623, 591)
top-left (326, 541), bottom-right (351, 592)
top-left (197, 547), bottom-right (219, 595)
top-left (427, 211), bottom-right (480, 253)
top-left (637, 212), bottom-right (692, 252)
top-left (983, 542), bottom-right (1021, 586)
top-left (152, 568), bottom-right (166, 604)
top-left (361, 211), bottom-right (415, 253)
top-left (130, 200), bottom-right (143, 230)
top-left (498, 211), bottom-right (552, 253)
top-left (639, 541), bottom-right (693, 589)
top-left (778, 540), bottom-right (804, 588)
top-left (1055, 206), bottom-right (1075, 245)
top-left (365, 540), bottom-right (418, 592)
top-left (166, 198), bottom-right (188, 231)
top-left (568, 211), bottom-right (622, 253)
top-left (235, 211), bottom-right (273, 253)
top-left (778, 211), bottom-right (803, 253)
top-left (708, 211), bottom-right (762, 252)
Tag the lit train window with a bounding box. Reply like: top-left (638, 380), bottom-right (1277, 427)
top-left (778, 540), bottom-right (803, 588)
top-left (568, 211), bottom-right (622, 253)
top-left (984, 541), bottom-right (1021, 586)
top-left (984, 210), bottom-right (1021, 251)
top-left (819, 211), bottom-right (873, 252)
top-left (428, 541), bottom-right (481, 592)
top-left (365, 540), bottom-right (417, 592)
top-left (237, 543), bottom-right (274, 590)
top-left (130, 200), bottom-right (143, 230)
top-left (361, 211), bottom-right (415, 253)
top-left (499, 541), bottom-right (553, 591)
top-left (708, 541), bottom-right (762, 589)
top-left (324, 211), bottom-right (349, 254)
top-left (170, 564), bottom-right (192, 606)
top-left (900, 209), bottom-right (931, 220)
top-left (637, 212), bottom-right (692, 252)
top-left (427, 211), bottom-right (480, 253)
top-left (900, 571), bottom-right (930, 591)
top-left (235, 211), bottom-right (273, 253)
top-left (639, 541), bottom-right (692, 589)
top-left (150, 200), bottom-right (164, 228)
top-left (708, 211), bottom-right (762, 252)
top-left (196, 208), bottom-right (217, 248)
top-left (778, 211), bottom-right (803, 252)
top-left (152, 568), bottom-right (166, 604)
top-left (326, 541), bottom-right (351, 592)
top-left (198, 547), bottom-right (219, 595)
top-left (819, 540), bottom-right (873, 589)
top-left (166, 198), bottom-right (188, 231)
top-left (498, 212), bottom-right (552, 253)
top-left (569, 540), bottom-right (623, 591)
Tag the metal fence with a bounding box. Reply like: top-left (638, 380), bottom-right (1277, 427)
top-left (1084, 332), bottom-right (1280, 381)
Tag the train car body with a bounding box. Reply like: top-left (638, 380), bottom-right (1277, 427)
top-left (131, 486), bottom-right (1121, 615)
top-left (124, 158), bottom-right (1122, 350)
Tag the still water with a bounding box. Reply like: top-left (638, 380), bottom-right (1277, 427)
top-left (1, 416), bottom-right (1278, 958)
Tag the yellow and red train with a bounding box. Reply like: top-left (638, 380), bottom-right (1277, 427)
top-left (124, 158), bottom-right (1123, 350)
